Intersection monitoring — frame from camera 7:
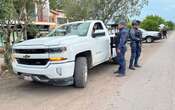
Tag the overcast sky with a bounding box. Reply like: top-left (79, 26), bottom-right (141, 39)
top-left (135, 0), bottom-right (175, 22)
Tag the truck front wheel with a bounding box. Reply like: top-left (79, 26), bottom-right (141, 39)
top-left (74, 57), bottom-right (88, 88)
top-left (146, 37), bottom-right (153, 43)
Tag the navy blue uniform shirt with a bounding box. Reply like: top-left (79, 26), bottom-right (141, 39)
top-left (130, 28), bottom-right (142, 43)
top-left (118, 28), bottom-right (128, 49)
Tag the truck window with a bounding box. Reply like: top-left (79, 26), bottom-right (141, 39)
top-left (47, 22), bottom-right (90, 37)
top-left (92, 22), bottom-right (104, 33)
top-left (92, 22), bottom-right (106, 37)
top-left (93, 22), bottom-right (104, 31)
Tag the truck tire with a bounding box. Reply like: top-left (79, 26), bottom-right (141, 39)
top-left (74, 57), bottom-right (88, 88)
top-left (146, 37), bottom-right (153, 43)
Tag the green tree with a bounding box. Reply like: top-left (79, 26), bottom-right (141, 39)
top-left (0, 0), bottom-right (17, 72)
top-left (62, 0), bottom-right (148, 23)
top-left (0, 0), bottom-right (45, 72)
top-left (50, 0), bottom-right (64, 10)
top-left (141, 15), bottom-right (166, 31)
top-left (165, 21), bottom-right (174, 30)
top-left (62, 0), bottom-right (90, 21)
top-left (13, 0), bottom-right (36, 40)
top-left (50, 0), bottom-right (58, 10)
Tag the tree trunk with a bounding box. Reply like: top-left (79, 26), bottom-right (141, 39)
top-left (4, 32), bottom-right (13, 73)
top-left (24, 24), bottom-right (28, 40)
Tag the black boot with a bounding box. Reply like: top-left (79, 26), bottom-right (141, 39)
top-left (135, 64), bottom-right (141, 68)
top-left (113, 70), bottom-right (119, 74)
top-left (129, 66), bottom-right (136, 70)
top-left (116, 74), bottom-right (125, 77)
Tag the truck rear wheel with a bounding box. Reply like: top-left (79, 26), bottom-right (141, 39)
top-left (74, 57), bottom-right (88, 88)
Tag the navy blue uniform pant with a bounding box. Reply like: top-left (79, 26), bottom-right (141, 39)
top-left (117, 47), bottom-right (127, 75)
top-left (129, 42), bottom-right (141, 67)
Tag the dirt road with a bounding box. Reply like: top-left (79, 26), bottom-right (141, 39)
top-left (0, 32), bottom-right (174, 110)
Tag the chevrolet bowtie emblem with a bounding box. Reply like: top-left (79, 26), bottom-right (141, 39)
top-left (23, 55), bottom-right (31, 59)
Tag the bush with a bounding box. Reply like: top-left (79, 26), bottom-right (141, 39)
top-left (27, 25), bottom-right (39, 39)
top-left (165, 21), bottom-right (175, 30)
top-left (141, 15), bottom-right (166, 31)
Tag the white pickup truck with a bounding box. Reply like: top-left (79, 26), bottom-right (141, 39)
top-left (139, 28), bottom-right (161, 43)
top-left (12, 20), bottom-right (117, 88)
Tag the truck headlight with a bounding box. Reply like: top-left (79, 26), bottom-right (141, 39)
top-left (48, 47), bottom-right (67, 53)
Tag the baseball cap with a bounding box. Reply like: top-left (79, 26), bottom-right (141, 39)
top-left (132, 20), bottom-right (141, 26)
top-left (119, 20), bottom-right (127, 26)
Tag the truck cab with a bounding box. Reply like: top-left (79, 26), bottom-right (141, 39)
top-left (12, 20), bottom-right (116, 88)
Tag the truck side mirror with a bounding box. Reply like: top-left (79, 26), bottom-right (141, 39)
top-left (92, 30), bottom-right (106, 38)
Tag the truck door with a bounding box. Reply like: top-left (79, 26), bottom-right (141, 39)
top-left (92, 22), bottom-right (110, 65)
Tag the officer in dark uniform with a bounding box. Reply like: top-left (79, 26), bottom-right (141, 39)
top-left (129, 20), bottom-right (142, 70)
top-left (114, 20), bottom-right (129, 77)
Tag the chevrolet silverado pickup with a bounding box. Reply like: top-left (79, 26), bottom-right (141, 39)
top-left (12, 20), bottom-right (117, 88)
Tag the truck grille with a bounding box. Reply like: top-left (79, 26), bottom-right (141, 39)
top-left (14, 49), bottom-right (48, 54)
top-left (16, 58), bottom-right (49, 65)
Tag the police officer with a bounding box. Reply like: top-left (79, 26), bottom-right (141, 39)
top-left (129, 20), bottom-right (142, 70)
top-left (114, 20), bottom-right (129, 77)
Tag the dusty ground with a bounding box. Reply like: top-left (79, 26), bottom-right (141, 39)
top-left (0, 32), bottom-right (174, 110)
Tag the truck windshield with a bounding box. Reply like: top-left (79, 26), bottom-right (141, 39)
top-left (47, 22), bottom-right (90, 37)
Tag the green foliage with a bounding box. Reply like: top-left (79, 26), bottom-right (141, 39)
top-left (0, 0), bottom-right (16, 71)
top-left (0, 0), bottom-right (44, 72)
top-left (0, 0), bottom-right (17, 20)
top-left (50, 0), bottom-right (58, 10)
top-left (141, 15), bottom-right (175, 31)
top-left (141, 15), bottom-right (166, 31)
top-left (50, 0), bottom-right (64, 10)
top-left (127, 22), bottom-right (132, 29)
top-left (62, 0), bottom-right (90, 21)
top-left (165, 21), bottom-right (175, 30)
top-left (13, 0), bottom-right (35, 18)
top-left (27, 25), bottom-right (39, 36)
top-left (62, 0), bottom-right (148, 22)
